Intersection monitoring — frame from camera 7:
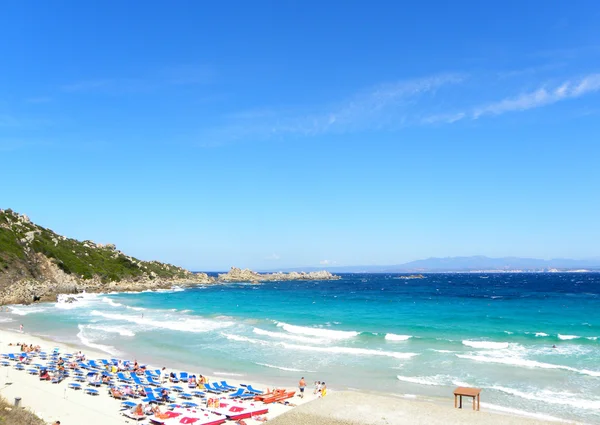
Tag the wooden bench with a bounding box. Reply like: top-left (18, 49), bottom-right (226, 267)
top-left (453, 387), bottom-right (481, 411)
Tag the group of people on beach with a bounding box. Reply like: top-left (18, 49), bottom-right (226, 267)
top-left (298, 377), bottom-right (327, 398)
top-left (9, 342), bottom-right (41, 352)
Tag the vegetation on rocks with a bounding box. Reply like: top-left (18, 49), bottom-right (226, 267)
top-left (0, 209), bottom-right (211, 304)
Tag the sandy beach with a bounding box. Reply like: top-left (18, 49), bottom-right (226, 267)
top-left (0, 327), bottom-right (581, 425)
top-left (0, 328), bottom-right (306, 425)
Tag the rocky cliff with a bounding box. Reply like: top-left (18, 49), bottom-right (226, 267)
top-left (217, 267), bottom-right (340, 283)
top-left (0, 209), bottom-right (213, 304)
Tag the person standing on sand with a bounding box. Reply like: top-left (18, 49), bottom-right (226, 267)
top-left (19, 324), bottom-right (23, 333)
top-left (298, 377), bottom-right (306, 398)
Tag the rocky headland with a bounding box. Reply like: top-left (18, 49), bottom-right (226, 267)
top-left (0, 209), bottom-right (213, 305)
top-left (0, 209), bottom-right (341, 305)
top-left (218, 267), bottom-right (340, 283)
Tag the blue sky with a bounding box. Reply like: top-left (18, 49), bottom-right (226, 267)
top-left (2, 1), bottom-right (600, 270)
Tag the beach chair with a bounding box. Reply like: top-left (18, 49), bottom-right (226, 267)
top-left (179, 372), bottom-right (188, 381)
top-left (191, 390), bottom-right (206, 398)
top-left (203, 383), bottom-right (222, 394)
top-left (118, 372), bottom-right (133, 383)
top-left (14, 364), bottom-right (25, 371)
top-left (146, 376), bottom-right (161, 386)
top-left (181, 402), bottom-right (199, 408)
top-left (52, 374), bottom-right (65, 384)
top-left (131, 374), bottom-right (146, 385)
top-left (220, 381), bottom-right (237, 391)
top-left (212, 382), bottom-right (232, 392)
top-left (88, 360), bottom-right (101, 369)
top-left (227, 388), bottom-right (245, 398)
top-left (0, 361), bottom-right (10, 367)
top-left (27, 368), bottom-right (38, 375)
top-left (121, 401), bottom-right (137, 410)
top-left (68, 383), bottom-right (82, 390)
top-left (238, 393), bottom-right (255, 400)
top-left (180, 393), bottom-right (193, 400)
top-left (84, 388), bottom-right (99, 396)
top-left (246, 385), bottom-right (263, 394)
top-left (171, 385), bottom-right (184, 393)
top-left (7, 354), bottom-right (18, 361)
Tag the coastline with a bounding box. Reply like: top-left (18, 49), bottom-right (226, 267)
top-left (0, 327), bottom-right (579, 425)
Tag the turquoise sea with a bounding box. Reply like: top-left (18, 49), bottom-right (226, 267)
top-left (2, 273), bottom-right (599, 423)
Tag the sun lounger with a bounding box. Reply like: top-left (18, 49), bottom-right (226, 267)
top-left (122, 411), bottom-right (146, 421)
top-left (181, 402), bottom-right (199, 408)
top-left (88, 360), bottom-right (101, 369)
top-left (121, 401), bottom-right (137, 410)
top-left (212, 383), bottom-right (232, 392)
top-left (8, 354), bottom-right (18, 361)
top-left (237, 393), bottom-right (255, 400)
top-left (219, 381), bottom-right (236, 391)
top-left (227, 388), bottom-right (245, 398)
top-left (131, 375), bottom-right (147, 386)
top-left (180, 393), bottom-right (193, 400)
top-left (69, 383), bottom-right (82, 390)
top-left (192, 390), bottom-right (206, 398)
top-left (246, 385), bottom-right (263, 394)
top-left (118, 372), bottom-right (132, 383)
top-left (27, 368), bottom-right (38, 375)
top-left (52, 374), bottom-right (65, 384)
top-left (0, 361), bottom-right (9, 367)
top-left (146, 376), bottom-right (161, 386)
top-left (179, 372), bottom-right (188, 381)
top-left (203, 383), bottom-right (222, 394)
top-left (85, 388), bottom-right (99, 396)
top-left (171, 385), bottom-right (184, 392)
top-left (14, 364), bottom-right (25, 371)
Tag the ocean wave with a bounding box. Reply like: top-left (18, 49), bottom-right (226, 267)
top-left (430, 349), bottom-right (455, 353)
top-left (221, 333), bottom-right (271, 346)
top-left (10, 306), bottom-right (48, 316)
top-left (462, 340), bottom-right (509, 349)
top-left (396, 375), bottom-right (446, 386)
top-left (253, 328), bottom-right (325, 344)
top-left (90, 310), bottom-right (233, 333)
top-left (279, 342), bottom-right (418, 359)
top-left (223, 333), bottom-right (417, 359)
top-left (101, 297), bottom-right (123, 308)
top-left (535, 332), bottom-right (549, 337)
top-left (491, 386), bottom-right (600, 410)
top-left (276, 322), bottom-right (358, 340)
top-left (480, 402), bottom-right (567, 422)
top-left (586, 336), bottom-right (598, 341)
top-left (385, 333), bottom-right (412, 341)
top-left (257, 363), bottom-right (315, 373)
top-left (0, 317), bottom-right (14, 323)
top-left (557, 334), bottom-right (579, 340)
top-left (456, 354), bottom-right (600, 377)
top-left (125, 305), bottom-right (146, 311)
top-left (76, 325), bottom-right (121, 356)
top-left (86, 324), bottom-right (135, 337)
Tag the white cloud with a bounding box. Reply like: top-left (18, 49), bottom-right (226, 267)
top-left (422, 73), bottom-right (600, 124)
top-left (264, 253), bottom-right (281, 261)
top-left (473, 74), bottom-right (600, 118)
top-left (319, 260), bottom-right (335, 265)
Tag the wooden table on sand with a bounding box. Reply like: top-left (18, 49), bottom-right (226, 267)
top-left (453, 387), bottom-right (481, 411)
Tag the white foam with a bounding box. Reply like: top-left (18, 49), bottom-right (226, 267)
top-left (396, 375), bottom-right (446, 386)
top-left (280, 342), bottom-right (418, 360)
top-left (491, 386), bottom-right (600, 410)
top-left (0, 317), bottom-right (14, 323)
top-left (385, 333), bottom-right (412, 341)
top-left (76, 325), bottom-right (121, 356)
top-left (86, 324), bottom-right (135, 337)
top-left (462, 340), bottom-right (509, 349)
top-left (223, 333), bottom-right (417, 359)
top-left (125, 305), bottom-right (146, 311)
top-left (586, 336), bottom-right (598, 341)
top-left (276, 322), bottom-right (358, 340)
top-left (257, 363), bottom-right (315, 373)
top-left (101, 297), bottom-right (123, 308)
top-left (10, 306), bottom-right (48, 315)
top-left (253, 328), bottom-right (325, 344)
top-left (535, 332), bottom-right (549, 337)
top-left (431, 349), bottom-right (455, 353)
top-left (480, 402), bottom-right (568, 422)
top-left (456, 354), bottom-right (600, 377)
top-left (557, 334), bottom-right (579, 340)
top-left (90, 310), bottom-right (233, 333)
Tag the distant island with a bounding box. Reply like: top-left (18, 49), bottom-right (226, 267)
top-left (218, 267), bottom-right (340, 283)
top-left (268, 255), bottom-right (600, 273)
